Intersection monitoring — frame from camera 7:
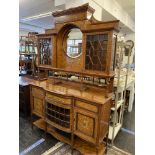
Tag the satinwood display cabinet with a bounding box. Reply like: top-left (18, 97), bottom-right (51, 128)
top-left (30, 3), bottom-right (119, 155)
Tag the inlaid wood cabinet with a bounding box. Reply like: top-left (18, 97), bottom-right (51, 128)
top-left (30, 84), bottom-right (112, 154)
top-left (29, 3), bottom-right (119, 155)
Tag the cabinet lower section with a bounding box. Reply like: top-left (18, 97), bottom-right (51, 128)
top-left (30, 85), bottom-right (111, 155)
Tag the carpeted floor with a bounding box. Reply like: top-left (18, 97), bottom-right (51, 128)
top-left (41, 142), bottom-right (132, 155)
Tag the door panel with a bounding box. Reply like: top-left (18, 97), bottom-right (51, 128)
top-left (74, 108), bottom-right (98, 144)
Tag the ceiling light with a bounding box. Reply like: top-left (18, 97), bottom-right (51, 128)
top-left (21, 12), bottom-right (52, 21)
top-left (21, 10), bottom-right (62, 22)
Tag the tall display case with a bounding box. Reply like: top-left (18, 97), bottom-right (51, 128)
top-left (19, 32), bottom-right (38, 76)
top-left (29, 3), bottom-right (120, 155)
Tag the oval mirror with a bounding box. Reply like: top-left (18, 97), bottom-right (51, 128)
top-left (64, 28), bottom-right (82, 58)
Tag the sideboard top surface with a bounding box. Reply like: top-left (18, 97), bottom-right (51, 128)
top-left (19, 76), bottom-right (111, 104)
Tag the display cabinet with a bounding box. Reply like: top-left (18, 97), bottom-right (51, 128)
top-left (19, 32), bottom-right (38, 76)
top-left (29, 3), bottom-right (119, 155)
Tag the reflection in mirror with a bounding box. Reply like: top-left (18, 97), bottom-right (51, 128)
top-left (65, 28), bottom-right (82, 58)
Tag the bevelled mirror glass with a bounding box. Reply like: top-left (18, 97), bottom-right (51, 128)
top-left (64, 28), bottom-right (82, 58)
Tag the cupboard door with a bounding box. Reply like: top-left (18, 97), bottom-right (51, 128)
top-left (74, 108), bottom-right (98, 144)
top-left (38, 37), bottom-right (52, 66)
top-left (31, 86), bottom-right (45, 117)
top-left (77, 113), bottom-right (94, 137)
top-left (85, 33), bottom-right (108, 71)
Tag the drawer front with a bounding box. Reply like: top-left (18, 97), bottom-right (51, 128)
top-left (46, 93), bottom-right (71, 105)
top-left (32, 87), bottom-right (44, 97)
top-left (75, 100), bottom-right (98, 113)
top-left (74, 108), bottom-right (98, 144)
top-left (33, 97), bottom-right (44, 116)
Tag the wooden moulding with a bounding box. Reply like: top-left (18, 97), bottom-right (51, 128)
top-left (45, 20), bottom-right (119, 34)
top-left (52, 3), bottom-right (95, 23)
top-left (38, 65), bottom-right (115, 78)
top-left (33, 119), bottom-right (106, 155)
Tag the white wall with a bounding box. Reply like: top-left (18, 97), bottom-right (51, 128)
top-left (85, 0), bottom-right (102, 20)
top-left (65, 0), bottom-right (102, 20)
top-left (124, 33), bottom-right (135, 42)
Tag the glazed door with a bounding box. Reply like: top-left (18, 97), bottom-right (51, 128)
top-left (38, 36), bottom-right (52, 66)
top-left (84, 33), bottom-right (109, 72)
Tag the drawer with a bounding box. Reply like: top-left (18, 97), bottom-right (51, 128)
top-left (32, 87), bottom-right (44, 97)
top-left (46, 93), bottom-right (71, 105)
top-left (75, 100), bottom-right (98, 113)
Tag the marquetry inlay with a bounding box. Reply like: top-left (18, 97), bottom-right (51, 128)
top-left (77, 113), bottom-right (94, 137)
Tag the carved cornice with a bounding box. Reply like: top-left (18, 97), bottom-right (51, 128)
top-left (52, 3), bottom-right (95, 17)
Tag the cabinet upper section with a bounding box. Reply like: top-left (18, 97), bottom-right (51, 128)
top-left (37, 3), bottom-right (119, 78)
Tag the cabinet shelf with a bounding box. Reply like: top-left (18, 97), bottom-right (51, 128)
top-left (46, 107), bottom-right (70, 117)
top-left (33, 119), bottom-right (71, 145)
top-left (33, 118), bottom-right (106, 155)
top-left (111, 99), bottom-right (124, 111)
top-left (46, 113), bottom-right (70, 124)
